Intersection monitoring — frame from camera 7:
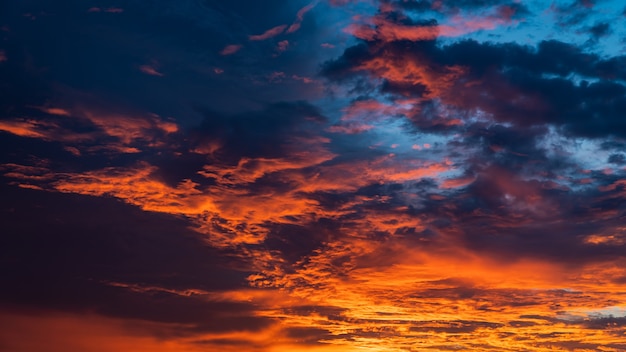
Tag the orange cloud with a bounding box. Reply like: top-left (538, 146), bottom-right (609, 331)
top-left (53, 162), bottom-right (209, 215)
top-left (82, 109), bottom-right (178, 144)
top-left (1, 105), bottom-right (179, 155)
top-left (4, 152), bottom-right (626, 351)
top-left (246, 225), bottom-right (626, 350)
top-left (41, 107), bottom-right (71, 116)
top-left (355, 56), bottom-right (466, 100)
top-left (0, 137), bottom-right (331, 248)
top-left (0, 119), bottom-right (49, 139)
top-left (3, 1), bottom-right (625, 351)
top-left (3, 108), bottom-right (625, 352)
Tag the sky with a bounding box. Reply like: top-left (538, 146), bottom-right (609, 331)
top-left (1, 0), bottom-right (626, 351)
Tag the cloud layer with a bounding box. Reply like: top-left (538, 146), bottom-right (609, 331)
top-left (1, 0), bottom-right (626, 351)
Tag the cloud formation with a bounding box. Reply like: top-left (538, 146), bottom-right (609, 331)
top-left (220, 44), bottom-right (243, 55)
top-left (1, 0), bottom-right (626, 351)
top-left (249, 25), bottom-right (288, 41)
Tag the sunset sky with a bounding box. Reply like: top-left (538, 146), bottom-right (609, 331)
top-left (2, 0), bottom-right (626, 351)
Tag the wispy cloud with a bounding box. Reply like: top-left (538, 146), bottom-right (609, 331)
top-left (219, 44), bottom-right (242, 55)
top-left (249, 24), bottom-right (288, 41)
top-left (287, 1), bottom-right (318, 33)
top-left (139, 64), bottom-right (164, 76)
top-left (87, 7), bottom-right (124, 13)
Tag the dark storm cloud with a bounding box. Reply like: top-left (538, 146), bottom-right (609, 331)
top-left (263, 221), bottom-right (338, 264)
top-left (583, 316), bottom-right (626, 329)
top-left (323, 35), bottom-right (626, 138)
top-left (435, 40), bottom-right (611, 78)
top-left (608, 153), bottom-right (626, 165)
top-left (415, 169), bottom-right (626, 265)
top-left (0, 182), bottom-right (271, 335)
top-left (193, 101), bottom-right (326, 160)
top-left (130, 102), bottom-right (329, 188)
top-left (0, 56), bottom-right (50, 119)
top-left (544, 341), bottom-right (626, 351)
top-left (410, 320), bottom-right (503, 333)
top-left (464, 124), bottom-right (547, 162)
top-left (587, 22), bottom-right (611, 38)
top-left (284, 327), bottom-right (335, 345)
top-left (281, 304), bottom-right (347, 318)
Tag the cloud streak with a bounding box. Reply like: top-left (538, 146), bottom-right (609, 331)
top-left (220, 44), bottom-right (243, 55)
top-left (249, 25), bottom-right (288, 41)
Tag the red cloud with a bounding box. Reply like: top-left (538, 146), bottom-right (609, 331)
top-left (347, 9), bottom-right (518, 42)
top-left (287, 1), bottom-right (317, 33)
top-left (139, 65), bottom-right (163, 77)
top-left (219, 44), bottom-right (242, 55)
top-left (249, 25), bottom-right (287, 41)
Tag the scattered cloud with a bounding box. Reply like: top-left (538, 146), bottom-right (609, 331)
top-left (276, 40), bottom-right (289, 52)
top-left (87, 7), bottom-right (124, 13)
top-left (139, 64), bottom-right (164, 77)
top-left (220, 44), bottom-right (243, 56)
top-left (249, 25), bottom-right (288, 41)
top-left (287, 1), bottom-right (318, 33)
top-left (2, 0), bottom-right (626, 350)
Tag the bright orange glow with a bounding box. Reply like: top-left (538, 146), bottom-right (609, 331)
top-left (5, 152), bottom-right (625, 350)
